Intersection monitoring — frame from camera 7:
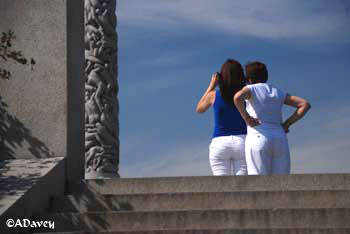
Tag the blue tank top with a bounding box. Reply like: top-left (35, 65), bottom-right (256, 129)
top-left (213, 90), bottom-right (247, 138)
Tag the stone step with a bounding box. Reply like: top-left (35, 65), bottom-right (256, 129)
top-left (96, 228), bottom-right (350, 234)
top-left (52, 190), bottom-right (350, 212)
top-left (42, 208), bottom-right (350, 231)
top-left (35, 227), bottom-right (350, 234)
top-left (87, 174), bottom-right (350, 195)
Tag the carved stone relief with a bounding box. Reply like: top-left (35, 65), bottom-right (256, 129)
top-left (84, 0), bottom-right (119, 178)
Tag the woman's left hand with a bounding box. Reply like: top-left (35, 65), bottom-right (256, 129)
top-left (282, 122), bottom-right (290, 133)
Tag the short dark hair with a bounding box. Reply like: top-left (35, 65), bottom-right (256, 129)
top-left (245, 61), bottom-right (268, 83)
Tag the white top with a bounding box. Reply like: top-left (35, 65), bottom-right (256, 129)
top-left (245, 83), bottom-right (287, 136)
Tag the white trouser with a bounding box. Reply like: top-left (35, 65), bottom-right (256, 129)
top-left (245, 132), bottom-right (290, 175)
top-left (209, 135), bottom-right (247, 176)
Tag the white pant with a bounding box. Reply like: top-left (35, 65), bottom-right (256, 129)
top-left (245, 133), bottom-right (290, 175)
top-left (209, 135), bottom-right (247, 176)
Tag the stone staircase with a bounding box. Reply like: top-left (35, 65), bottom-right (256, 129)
top-left (35, 174), bottom-right (350, 233)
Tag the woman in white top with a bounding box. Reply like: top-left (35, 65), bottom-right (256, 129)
top-left (234, 61), bottom-right (311, 174)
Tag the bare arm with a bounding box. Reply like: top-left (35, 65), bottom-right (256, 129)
top-left (233, 87), bottom-right (260, 127)
top-left (196, 74), bottom-right (218, 113)
top-left (282, 94), bottom-right (311, 132)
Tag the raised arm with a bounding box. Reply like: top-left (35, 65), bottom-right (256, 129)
top-left (196, 74), bottom-right (218, 113)
top-left (282, 94), bottom-right (311, 132)
top-left (233, 87), bottom-right (260, 127)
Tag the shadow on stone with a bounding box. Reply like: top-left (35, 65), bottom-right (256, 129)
top-left (0, 95), bottom-right (55, 160)
top-left (0, 159), bottom-right (61, 199)
top-left (37, 181), bottom-right (132, 232)
top-left (51, 181), bottom-right (132, 213)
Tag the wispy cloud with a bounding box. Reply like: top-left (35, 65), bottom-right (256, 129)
top-left (116, 1), bottom-right (350, 178)
top-left (291, 104), bottom-right (350, 173)
top-left (120, 140), bottom-right (212, 177)
top-left (119, 71), bottom-right (189, 98)
top-left (120, 77), bottom-right (181, 97)
top-left (118, 0), bottom-right (349, 42)
top-left (292, 138), bottom-right (349, 173)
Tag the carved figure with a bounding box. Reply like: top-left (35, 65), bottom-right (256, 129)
top-left (84, 0), bottom-right (119, 178)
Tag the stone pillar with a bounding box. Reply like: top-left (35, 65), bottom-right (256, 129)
top-left (84, 0), bottom-right (119, 179)
top-left (0, 0), bottom-right (85, 190)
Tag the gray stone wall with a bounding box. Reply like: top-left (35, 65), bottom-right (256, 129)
top-left (0, 0), bottom-right (66, 159)
top-left (0, 0), bottom-right (85, 185)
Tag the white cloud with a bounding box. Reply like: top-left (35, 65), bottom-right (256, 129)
top-left (117, 0), bottom-right (349, 42)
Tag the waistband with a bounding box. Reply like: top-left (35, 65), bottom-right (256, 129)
top-left (247, 123), bottom-right (285, 136)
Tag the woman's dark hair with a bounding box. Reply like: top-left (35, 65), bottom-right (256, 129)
top-left (245, 61), bottom-right (268, 83)
top-left (218, 59), bottom-right (246, 104)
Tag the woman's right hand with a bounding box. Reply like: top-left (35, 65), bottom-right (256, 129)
top-left (244, 115), bottom-right (261, 127)
top-left (209, 73), bottom-right (219, 88)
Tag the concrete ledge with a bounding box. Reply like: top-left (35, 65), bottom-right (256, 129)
top-left (91, 228), bottom-right (350, 234)
top-left (0, 157), bottom-right (65, 234)
top-left (43, 208), bottom-right (350, 231)
top-left (87, 174), bottom-right (350, 194)
top-left (96, 190), bottom-right (350, 211)
top-left (34, 228), bottom-right (350, 234)
top-left (51, 190), bottom-right (350, 212)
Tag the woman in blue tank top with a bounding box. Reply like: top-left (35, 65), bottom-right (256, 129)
top-left (196, 59), bottom-right (247, 175)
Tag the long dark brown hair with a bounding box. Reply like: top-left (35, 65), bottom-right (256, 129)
top-left (218, 59), bottom-right (246, 104)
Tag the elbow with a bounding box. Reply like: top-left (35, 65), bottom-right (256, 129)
top-left (233, 93), bottom-right (239, 105)
top-left (233, 94), bottom-right (242, 107)
top-left (298, 101), bottom-right (311, 115)
top-left (196, 106), bottom-right (204, 113)
top-left (304, 101), bottom-right (311, 111)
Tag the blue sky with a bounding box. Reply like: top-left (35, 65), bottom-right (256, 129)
top-left (116, 0), bottom-right (350, 177)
